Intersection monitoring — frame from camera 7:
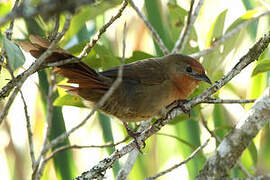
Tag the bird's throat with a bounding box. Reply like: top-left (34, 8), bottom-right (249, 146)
top-left (172, 73), bottom-right (200, 99)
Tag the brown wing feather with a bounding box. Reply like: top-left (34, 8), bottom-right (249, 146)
top-left (101, 58), bottom-right (168, 85)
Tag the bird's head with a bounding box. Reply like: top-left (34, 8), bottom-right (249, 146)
top-left (165, 54), bottom-right (212, 85)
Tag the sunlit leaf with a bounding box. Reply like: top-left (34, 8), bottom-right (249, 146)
top-left (222, 10), bottom-right (258, 57)
top-left (206, 9), bottom-right (228, 47)
top-left (3, 36), bottom-right (25, 71)
top-left (54, 94), bottom-right (87, 108)
top-left (203, 9), bottom-right (227, 77)
top-left (0, 3), bottom-right (12, 16)
top-left (251, 58), bottom-right (270, 76)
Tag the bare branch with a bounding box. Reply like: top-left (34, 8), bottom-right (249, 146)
top-left (190, 11), bottom-right (270, 58)
top-left (146, 139), bottom-right (210, 180)
top-left (172, 0), bottom-right (204, 53)
top-left (201, 98), bottom-right (256, 104)
top-left (196, 88), bottom-right (270, 179)
top-left (129, 0), bottom-right (169, 55)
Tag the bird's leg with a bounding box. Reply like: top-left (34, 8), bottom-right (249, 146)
top-left (122, 122), bottom-right (145, 153)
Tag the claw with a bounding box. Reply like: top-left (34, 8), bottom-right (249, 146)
top-left (175, 100), bottom-right (190, 117)
top-left (123, 122), bottom-right (145, 153)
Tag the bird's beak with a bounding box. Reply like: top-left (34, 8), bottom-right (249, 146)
top-left (194, 73), bottom-right (212, 84)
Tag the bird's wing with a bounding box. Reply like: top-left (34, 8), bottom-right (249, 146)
top-left (100, 58), bottom-right (168, 85)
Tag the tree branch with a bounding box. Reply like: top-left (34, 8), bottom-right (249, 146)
top-left (196, 88), bottom-right (270, 179)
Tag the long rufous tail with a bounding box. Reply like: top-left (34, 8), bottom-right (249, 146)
top-left (19, 35), bottom-right (109, 101)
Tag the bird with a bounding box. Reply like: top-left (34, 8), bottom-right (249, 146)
top-left (19, 35), bottom-right (211, 149)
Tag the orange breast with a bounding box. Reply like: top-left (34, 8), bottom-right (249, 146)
top-left (171, 73), bottom-right (200, 99)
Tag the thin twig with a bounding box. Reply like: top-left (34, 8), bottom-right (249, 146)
top-left (33, 74), bottom-right (56, 180)
top-left (200, 114), bottom-right (221, 142)
top-left (20, 91), bottom-right (36, 169)
top-left (190, 11), bottom-right (270, 58)
top-left (0, 15), bottom-right (72, 126)
top-left (129, 0), bottom-right (169, 55)
top-left (44, 137), bottom-right (129, 164)
top-left (172, 0), bottom-right (204, 53)
top-left (4, 0), bottom-right (20, 39)
top-left (145, 139), bottom-right (209, 180)
top-left (79, 0), bottom-right (128, 58)
top-left (201, 98), bottom-right (256, 104)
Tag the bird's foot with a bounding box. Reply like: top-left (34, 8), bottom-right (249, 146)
top-left (123, 122), bottom-right (145, 153)
top-left (176, 100), bottom-right (190, 117)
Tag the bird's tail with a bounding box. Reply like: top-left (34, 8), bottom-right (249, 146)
top-left (18, 35), bottom-right (108, 100)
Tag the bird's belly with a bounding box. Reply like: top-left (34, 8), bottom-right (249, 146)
top-left (98, 82), bottom-right (176, 122)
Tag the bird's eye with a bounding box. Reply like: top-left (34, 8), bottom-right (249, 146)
top-left (186, 66), bottom-right (192, 73)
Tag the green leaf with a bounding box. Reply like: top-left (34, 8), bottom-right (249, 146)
top-left (54, 94), bottom-right (87, 108)
top-left (145, 0), bottom-right (173, 55)
top-left (247, 141), bottom-right (258, 165)
top-left (175, 110), bottom-right (206, 180)
top-left (203, 9), bottom-right (227, 77)
top-left (242, 0), bottom-right (258, 39)
top-left (251, 58), bottom-right (270, 76)
top-left (124, 51), bottom-right (154, 64)
top-left (167, 2), bottom-right (198, 54)
top-left (213, 104), bottom-right (229, 146)
top-left (61, 0), bottom-right (121, 46)
top-left (3, 36), bottom-right (25, 71)
top-left (167, 2), bottom-right (187, 40)
top-left (222, 10), bottom-right (258, 57)
top-left (97, 112), bottom-right (120, 177)
top-left (206, 9), bottom-right (228, 47)
top-left (0, 3), bottom-right (12, 16)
